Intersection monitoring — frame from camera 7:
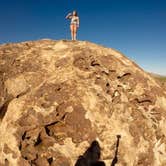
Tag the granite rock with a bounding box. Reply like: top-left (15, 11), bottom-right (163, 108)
top-left (0, 39), bottom-right (166, 166)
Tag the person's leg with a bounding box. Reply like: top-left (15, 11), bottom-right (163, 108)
top-left (70, 25), bottom-right (74, 40)
top-left (73, 25), bottom-right (77, 40)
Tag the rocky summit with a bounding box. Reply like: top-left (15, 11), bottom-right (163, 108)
top-left (0, 39), bottom-right (166, 166)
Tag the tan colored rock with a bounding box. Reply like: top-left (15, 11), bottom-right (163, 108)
top-left (0, 39), bottom-right (166, 166)
top-left (4, 75), bottom-right (29, 98)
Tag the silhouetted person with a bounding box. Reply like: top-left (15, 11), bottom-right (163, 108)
top-left (75, 140), bottom-right (106, 166)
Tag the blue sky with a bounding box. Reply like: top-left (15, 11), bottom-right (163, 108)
top-left (0, 0), bottom-right (166, 75)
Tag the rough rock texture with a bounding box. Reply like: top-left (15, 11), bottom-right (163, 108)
top-left (0, 39), bottom-right (166, 166)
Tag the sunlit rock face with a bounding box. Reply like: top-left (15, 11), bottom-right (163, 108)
top-left (0, 39), bottom-right (166, 166)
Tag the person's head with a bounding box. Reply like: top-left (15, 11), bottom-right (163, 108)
top-left (73, 10), bottom-right (78, 16)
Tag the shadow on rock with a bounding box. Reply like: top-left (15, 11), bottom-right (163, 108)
top-left (75, 140), bottom-right (106, 166)
top-left (111, 135), bottom-right (121, 166)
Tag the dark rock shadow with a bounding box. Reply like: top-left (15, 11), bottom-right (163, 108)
top-left (0, 97), bottom-right (13, 121)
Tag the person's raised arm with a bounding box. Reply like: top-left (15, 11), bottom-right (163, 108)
top-left (66, 13), bottom-right (72, 19)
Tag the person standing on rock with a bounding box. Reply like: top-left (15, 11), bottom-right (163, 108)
top-left (66, 10), bottom-right (79, 40)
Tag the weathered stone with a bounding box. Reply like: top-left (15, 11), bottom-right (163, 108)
top-left (0, 39), bottom-right (166, 166)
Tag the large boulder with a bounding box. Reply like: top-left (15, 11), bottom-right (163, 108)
top-left (0, 39), bottom-right (166, 166)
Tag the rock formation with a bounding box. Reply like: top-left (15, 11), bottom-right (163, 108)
top-left (0, 39), bottom-right (166, 166)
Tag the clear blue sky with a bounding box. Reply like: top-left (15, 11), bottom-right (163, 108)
top-left (0, 0), bottom-right (166, 75)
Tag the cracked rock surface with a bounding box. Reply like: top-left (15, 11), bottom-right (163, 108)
top-left (0, 39), bottom-right (166, 166)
